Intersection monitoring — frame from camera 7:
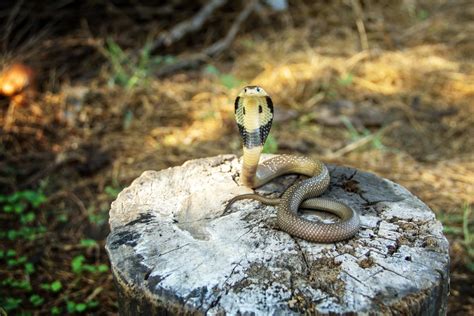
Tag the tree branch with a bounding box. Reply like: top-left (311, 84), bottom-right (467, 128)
top-left (151, 0), bottom-right (228, 51)
top-left (154, 0), bottom-right (257, 77)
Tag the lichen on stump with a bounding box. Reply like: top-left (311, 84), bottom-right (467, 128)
top-left (105, 155), bottom-right (449, 315)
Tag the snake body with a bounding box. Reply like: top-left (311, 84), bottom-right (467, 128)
top-left (227, 86), bottom-right (360, 243)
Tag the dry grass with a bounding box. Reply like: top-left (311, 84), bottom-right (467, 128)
top-left (1, 0), bottom-right (473, 314)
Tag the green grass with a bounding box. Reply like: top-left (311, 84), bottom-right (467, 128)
top-left (440, 211), bottom-right (465, 235)
top-left (262, 134), bottom-right (279, 154)
top-left (338, 73), bottom-right (354, 86)
top-left (463, 204), bottom-right (472, 246)
top-left (462, 204), bottom-right (474, 271)
top-left (103, 38), bottom-right (175, 90)
top-left (439, 203), bottom-right (474, 272)
top-left (417, 9), bottom-right (429, 20)
top-left (341, 116), bottom-right (386, 150)
top-left (204, 65), bottom-right (243, 89)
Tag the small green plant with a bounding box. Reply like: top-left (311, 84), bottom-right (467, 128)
top-left (1, 297), bottom-right (22, 311)
top-left (0, 189), bottom-right (48, 313)
top-left (104, 185), bottom-right (121, 199)
top-left (2, 278), bottom-right (32, 291)
top-left (319, 82), bottom-right (337, 100)
top-left (24, 262), bottom-right (35, 274)
top-left (51, 306), bottom-right (62, 315)
top-left (1, 190), bottom-right (47, 243)
top-left (417, 9), bottom-right (429, 20)
top-left (463, 204), bottom-right (472, 245)
top-left (204, 64), bottom-right (220, 76)
top-left (241, 39), bottom-right (255, 49)
top-left (439, 204), bottom-right (474, 272)
top-left (204, 65), bottom-right (243, 89)
top-left (5, 225), bottom-right (47, 241)
top-left (338, 73), bottom-right (354, 86)
top-left (66, 299), bottom-right (99, 313)
top-left (440, 212), bottom-right (464, 234)
top-left (220, 74), bottom-right (243, 89)
top-left (104, 38), bottom-right (175, 90)
top-left (341, 116), bottom-right (386, 150)
top-left (57, 213), bottom-right (68, 223)
top-left (29, 294), bottom-right (44, 307)
top-left (462, 204), bottom-right (474, 271)
top-left (87, 206), bottom-right (108, 225)
top-left (123, 109), bottom-right (134, 130)
top-left (0, 190), bottom-right (46, 213)
top-left (71, 255), bottom-right (109, 274)
top-left (80, 238), bottom-right (98, 248)
top-left (262, 134), bottom-right (279, 154)
top-left (40, 280), bottom-right (62, 293)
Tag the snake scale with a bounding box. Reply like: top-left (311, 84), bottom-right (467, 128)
top-left (226, 86), bottom-right (360, 243)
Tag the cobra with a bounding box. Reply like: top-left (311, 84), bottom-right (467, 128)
top-left (226, 85), bottom-right (360, 243)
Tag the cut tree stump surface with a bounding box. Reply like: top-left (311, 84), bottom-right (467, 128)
top-left (106, 155), bottom-right (449, 315)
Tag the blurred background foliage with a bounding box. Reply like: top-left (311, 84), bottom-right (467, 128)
top-left (0, 0), bottom-right (473, 314)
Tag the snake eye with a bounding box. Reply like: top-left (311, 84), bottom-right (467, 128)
top-left (244, 88), bottom-right (247, 93)
top-left (256, 87), bottom-right (261, 92)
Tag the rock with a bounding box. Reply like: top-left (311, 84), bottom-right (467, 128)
top-left (105, 155), bottom-right (449, 315)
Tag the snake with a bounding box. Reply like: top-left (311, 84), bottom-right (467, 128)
top-left (226, 85), bottom-right (360, 243)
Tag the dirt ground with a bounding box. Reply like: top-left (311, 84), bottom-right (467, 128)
top-left (0, 0), bottom-right (473, 315)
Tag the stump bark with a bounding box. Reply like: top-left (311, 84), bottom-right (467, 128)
top-left (105, 155), bottom-right (449, 315)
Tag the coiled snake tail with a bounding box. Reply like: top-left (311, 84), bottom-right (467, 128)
top-left (227, 86), bottom-right (360, 243)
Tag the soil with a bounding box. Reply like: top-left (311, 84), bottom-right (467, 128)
top-left (0, 0), bottom-right (472, 314)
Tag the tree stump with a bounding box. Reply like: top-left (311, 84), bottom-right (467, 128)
top-left (105, 155), bottom-right (449, 315)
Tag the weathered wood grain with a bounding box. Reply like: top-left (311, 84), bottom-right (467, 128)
top-left (106, 155), bottom-right (449, 315)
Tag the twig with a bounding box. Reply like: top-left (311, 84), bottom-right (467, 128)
top-left (151, 0), bottom-right (228, 51)
top-left (85, 286), bottom-right (103, 302)
top-left (327, 121), bottom-right (400, 158)
top-left (18, 151), bottom-right (83, 189)
top-left (202, 0), bottom-right (256, 56)
top-left (65, 191), bottom-right (88, 215)
top-left (2, 0), bottom-right (24, 52)
top-left (1, 0), bottom-right (52, 61)
top-left (154, 0), bottom-right (257, 77)
top-left (350, 0), bottom-right (369, 51)
top-left (47, 190), bottom-right (88, 215)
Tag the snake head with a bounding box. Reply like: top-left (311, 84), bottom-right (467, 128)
top-left (234, 85), bottom-right (274, 149)
top-left (238, 85), bottom-right (268, 97)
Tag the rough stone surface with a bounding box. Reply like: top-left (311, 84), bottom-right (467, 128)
top-left (106, 155), bottom-right (450, 315)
